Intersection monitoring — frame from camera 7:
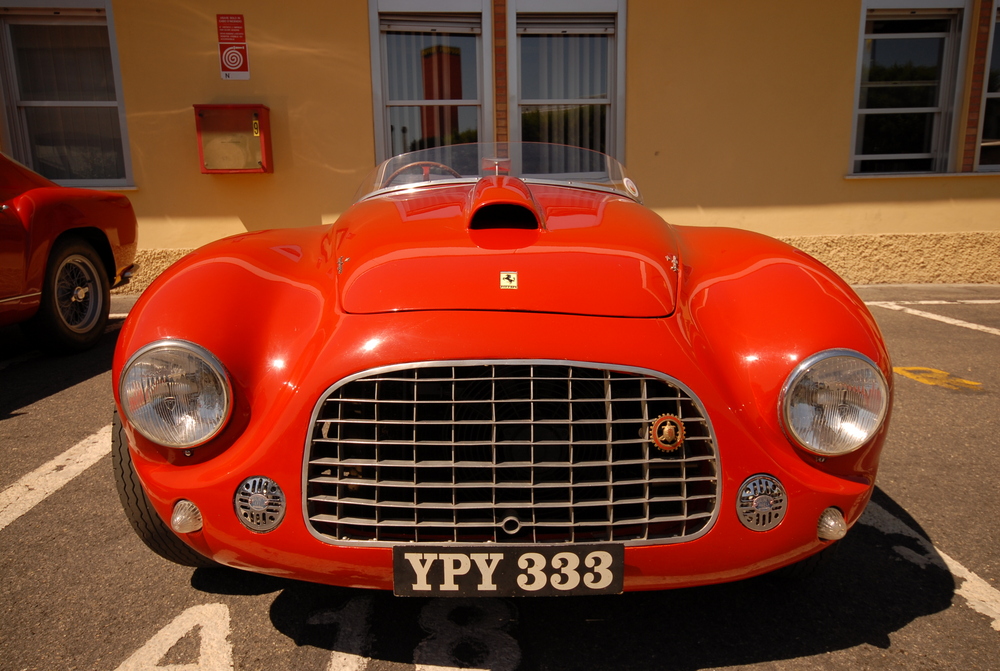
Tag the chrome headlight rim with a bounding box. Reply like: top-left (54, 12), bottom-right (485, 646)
top-left (779, 348), bottom-right (889, 457)
top-left (119, 338), bottom-right (233, 449)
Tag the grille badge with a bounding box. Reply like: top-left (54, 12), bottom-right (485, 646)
top-left (650, 414), bottom-right (685, 452)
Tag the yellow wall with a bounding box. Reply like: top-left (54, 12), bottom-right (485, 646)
top-left (111, 0), bottom-right (376, 248)
top-left (624, 0), bottom-right (1000, 237)
top-left (96, 0), bottom-right (1000, 256)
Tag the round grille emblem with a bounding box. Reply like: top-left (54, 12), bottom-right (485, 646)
top-left (650, 414), bottom-right (685, 452)
top-left (234, 476), bottom-right (286, 532)
top-left (737, 475), bottom-right (786, 531)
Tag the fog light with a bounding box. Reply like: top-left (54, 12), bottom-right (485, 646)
top-left (817, 507), bottom-right (847, 541)
top-left (171, 500), bottom-right (204, 534)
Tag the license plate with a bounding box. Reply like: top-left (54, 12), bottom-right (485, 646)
top-left (392, 544), bottom-right (624, 597)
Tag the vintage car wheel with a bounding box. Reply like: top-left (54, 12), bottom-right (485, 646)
top-left (26, 238), bottom-right (110, 352)
top-left (112, 411), bottom-right (218, 568)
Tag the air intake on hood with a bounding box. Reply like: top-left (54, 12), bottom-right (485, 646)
top-left (470, 203), bottom-right (538, 230)
top-left (468, 176), bottom-right (542, 230)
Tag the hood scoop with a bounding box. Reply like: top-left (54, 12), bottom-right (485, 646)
top-left (336, 177), bottom-right (678, 318)
top-left (468, 176), bottom-right (541, 230)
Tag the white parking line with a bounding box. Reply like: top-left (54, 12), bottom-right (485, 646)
top-left (860, 502), bottom-right (1000, 632)
top-left (0, 424), bottom-right (111, 533)
top-left (4, 423), bottom-right (999, 639)
top-left (866, 301), bottom-right (1000, 337)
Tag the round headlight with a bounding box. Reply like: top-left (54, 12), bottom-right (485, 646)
top-left (120, 340), bottom-right (232, 448)
top-left (780, 349), bottom-right (888, 456)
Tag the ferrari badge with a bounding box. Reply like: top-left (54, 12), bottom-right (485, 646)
top-left (500, 271), bottom-right (518, 289)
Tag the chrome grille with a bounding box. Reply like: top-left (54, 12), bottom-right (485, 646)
top-left (304, 362), bottom-right (719, 546)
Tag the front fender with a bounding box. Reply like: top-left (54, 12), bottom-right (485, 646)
top-left (672, 225), bottom-right (892, 505)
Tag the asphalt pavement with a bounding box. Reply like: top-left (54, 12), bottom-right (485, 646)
top-left (1, 284), bottom-right (999, 671)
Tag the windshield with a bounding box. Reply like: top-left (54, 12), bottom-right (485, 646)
top-left (355, 142), bottom-right (641, 203)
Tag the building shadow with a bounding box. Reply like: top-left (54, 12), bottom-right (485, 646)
top-left (190, 486), bottom-right (955, 669)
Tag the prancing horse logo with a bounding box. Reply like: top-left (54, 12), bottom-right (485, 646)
top-left (500, 271), bottom-right (518, 289)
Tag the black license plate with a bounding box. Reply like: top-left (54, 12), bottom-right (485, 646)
top-left (392, 544), bottom-right (624, 597)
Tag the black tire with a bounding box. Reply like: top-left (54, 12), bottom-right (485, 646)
top-left (112, 411), bottom-right (218, 568)
top-left (24, 237), bottom-right (110, 353)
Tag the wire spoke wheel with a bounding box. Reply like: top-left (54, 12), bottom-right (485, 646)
top-left (55, 254), bottom-right (102, 333)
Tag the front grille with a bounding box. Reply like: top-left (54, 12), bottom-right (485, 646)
top-left (304, 362), bottom-right (719, 546)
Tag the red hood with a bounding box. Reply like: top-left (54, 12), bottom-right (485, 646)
top-left (333, 178), bottom-right (679, 318)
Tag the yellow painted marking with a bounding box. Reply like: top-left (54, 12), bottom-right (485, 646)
top-left (893, 367), bottom-right (983, 391)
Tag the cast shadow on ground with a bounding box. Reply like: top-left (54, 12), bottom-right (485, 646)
top-left (0, 321), bottom-right (120, 421)
top-left (191, 486), bottom-right (954, 670)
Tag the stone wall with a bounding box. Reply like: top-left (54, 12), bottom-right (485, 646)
top-left (113, 231), bottom-right (1000, 295)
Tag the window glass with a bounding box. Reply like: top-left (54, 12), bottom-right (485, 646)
top-left (388, 105), bottom-right (478, 155)
top-left (519, 27), bottom-right (611, 155)
top-left (385, 32), bottom-right (478, 102)
top-left (853, 15), bottom-right (956, 174)
top-left (379, 19), bottom-right (482, 157)
top-left (3, 20), bottom-right (127, 183)
top-left (521, 103), bottom-right (607, 152)
top-left (10, 25), bottom-right (115, 102)
top-left (979, 17), bottom-right (1000, 168)
top-left (520, 34), bottom-right (608, 100)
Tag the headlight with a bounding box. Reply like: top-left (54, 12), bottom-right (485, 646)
top-left (120, 340), bottom-right (232, 448)
top-left (780, 349), bottom-right (888, 456)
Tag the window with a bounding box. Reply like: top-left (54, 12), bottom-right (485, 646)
top-left (374, 13), bottom-right (486, 159)
top-left (852, 10), bottom-right (962, 174)
top-left (516, 14), bottom-right (615, 155)
top-left (370, 1), bottom-right (626, 162)
top-left (0, 11), bottom-right (130, 186)
top-left (979, 8), bottom-right (1000, 169)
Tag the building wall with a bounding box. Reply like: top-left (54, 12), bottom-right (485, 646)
top-left (625, 0), bottom-right (1000, 238)
top-left (16, 0), bottom-right (998, 285)
top-left (110, 0), bottom-right (376, 249)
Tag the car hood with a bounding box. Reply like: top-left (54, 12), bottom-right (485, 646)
top-left (333, 178), bottom-right (679, 318)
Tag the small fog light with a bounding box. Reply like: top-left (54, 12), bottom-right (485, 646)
top-left (817, 507), bottom-right (847, 541)
top-left (171, 500), bottom-right (204, 534)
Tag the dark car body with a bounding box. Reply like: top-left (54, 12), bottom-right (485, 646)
top-left (0, 152), bottom-right (137, 351)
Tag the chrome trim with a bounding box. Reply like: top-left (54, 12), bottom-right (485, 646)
top-left (0, 292), bottom-right (41, 304)
top-left (778, 348), bottom-right (889, 456)
top-left (736, 474), bottom-right (786, 531)
top-left (302, 360), bottom-right (720, 547)
top-left (119, 339), bottom-right (234, 449)
top-left (234, 476), bottom-right (286, 533)
top-left (356, 177), bottom-right (637, 206)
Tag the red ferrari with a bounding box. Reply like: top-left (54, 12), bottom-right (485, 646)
top-left (0, 152), bottom-right (137, 352)
top-left (112, 143), bottom-right (891, 596)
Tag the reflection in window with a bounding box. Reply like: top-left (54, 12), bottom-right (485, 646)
top-left (980, 15), bottom-right (1000, 168)
top-left (853, 15), bottom-right (957, 174)
top-left (383, 26), bottom-right (480, 155)
top-left (519, 25), bottom-right (612, 154)
top-left (4, 22), bottom-right (126, 182)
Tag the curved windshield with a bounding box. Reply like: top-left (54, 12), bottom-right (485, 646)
top-left (355, 142), bottom-right (641, 203)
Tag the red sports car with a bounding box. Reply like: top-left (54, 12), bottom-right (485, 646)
top-left (112, 143), bottom-right (891, 596)
top-left (0, 152), bottom-right (137, 352)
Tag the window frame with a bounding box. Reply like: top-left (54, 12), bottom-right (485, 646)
top-left (507, 0), bottom-right (626, 162)
top-left (369, 0), bottom-right (493, 163)
top-left (975, 1), bottom-right (1000, 171)
top-left (0, 1), bottom-right (132, 187)
top-left (849, 0), bottom-right (973, 175)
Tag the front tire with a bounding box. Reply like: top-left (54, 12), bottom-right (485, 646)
top-left (25, 238), bottom-right (110, 352)
top-left (112, 411), bottom-right (218, 568)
